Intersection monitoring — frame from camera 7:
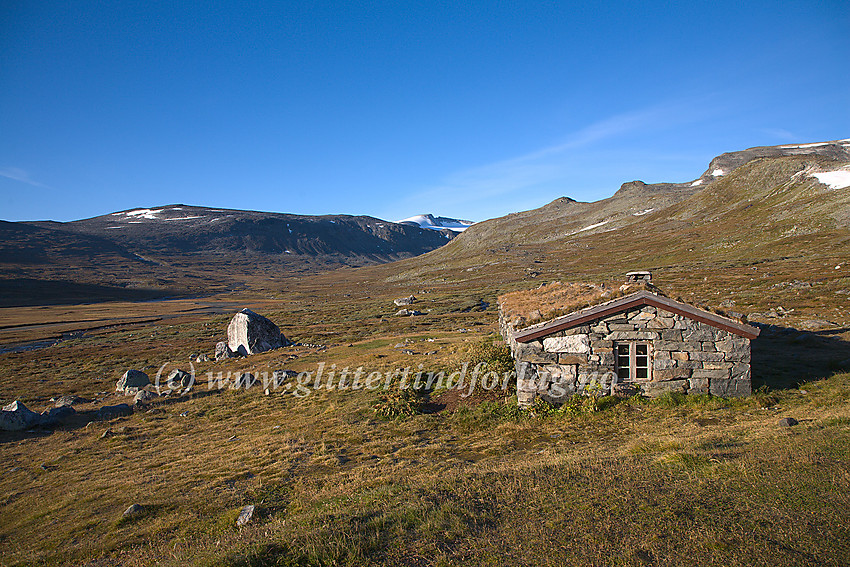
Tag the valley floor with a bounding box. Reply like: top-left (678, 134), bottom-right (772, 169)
top-left (1, 260), bottom-right (850, 566)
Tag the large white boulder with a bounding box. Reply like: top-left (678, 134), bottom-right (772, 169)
top-left (227, 309), bottom-right (289, 356)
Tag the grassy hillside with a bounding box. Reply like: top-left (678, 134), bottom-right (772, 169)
top-left (1, 144), bottom-right (849, 565)
top-left (0, 314), bottom-right (848, 565)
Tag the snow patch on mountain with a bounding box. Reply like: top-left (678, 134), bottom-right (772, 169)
top-left (124, 208), bottom-right (164, 220)
top-left (396, 214), bottom-right (475, 232)
top-left (779, 139), bottom-right (850, 150)
top-left (810, 169), bottom-right (850, 190)
top-left (565, 220), bottom-right (611, 236)
top-left (711, 168), bottom-right (725, 177)
top-left (109, 206), bottom-right (209, 222)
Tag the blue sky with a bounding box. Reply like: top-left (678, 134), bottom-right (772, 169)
top-left (1, 1), bottom-right (848, 223)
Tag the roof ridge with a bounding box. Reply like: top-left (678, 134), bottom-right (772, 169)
top-left (513, 290), bottom-right (760, 341)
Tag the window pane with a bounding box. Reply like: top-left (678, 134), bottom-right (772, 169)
top-left (617, 345), bottom-right (630, 356)
top-left (618, 368), bottom-right (631, 380)
top-left (636, 344), bottom-right (648, 356)
top-left (636, 367), bottom-right (648, 379)
top-left (635, 355), bottom-right (648, 367)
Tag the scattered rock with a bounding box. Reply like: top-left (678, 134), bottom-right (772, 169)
top-left (96, 403), bottom-right (133, 421)
top-left (166, 369), bottom-right (194, 392)
top-left (41, 405), bottom-right (76, 426)
top-left (393, 295), bottom-right (417, 306)
top-left (236, 504), bottom-right (255, 526)
top-left (53, 395), bottom-right (85, 408)
top-left (778, 417), bottom-right (799, 427)
top-left (772, 280), bottom-right (813, 290)
top-left (395, 309), bottom-right (424, 316)
top-left (195, 353), bottom-right (210, 362)
top-left (116, 370), bottom-right (150, 394)
top-left (227, 309), bottom-right (290, 356)
top-left (800, 319), bottom-right (837, 331)
top-left (271, 370), bottom-right (298, 387)
top-left (100, 428), bottom-right (113, 439)
top-left (0, 400), bottom-right (44, 431)
top-left (123, 504), bottom-right (144, 518)
top-left (215, 341), bottom-right (237, 361)
top-left (400, 349), bottom-right (416, 355)
top-left (133, 390), bottom-right (157, 405)
top-left (231, 372), bottom-right (256, 389)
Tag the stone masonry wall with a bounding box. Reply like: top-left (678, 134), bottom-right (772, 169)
top-left (501, 305), bottom-right (752, 407)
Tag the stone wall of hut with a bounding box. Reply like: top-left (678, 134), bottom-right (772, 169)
top-left (500, 304), bottom-right (752, 407)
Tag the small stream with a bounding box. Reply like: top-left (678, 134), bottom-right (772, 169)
top-left (0, 332), bottom-right (86, 355)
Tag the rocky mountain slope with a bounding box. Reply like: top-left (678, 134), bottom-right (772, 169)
top-left (27, 205), bottom-right (455, 258)
top-left (374, 139), bottom-right (850, 329)
top-left (399, 138), bottom-right (850, 263)
top-left (1, 205), bottom-right (457, 305)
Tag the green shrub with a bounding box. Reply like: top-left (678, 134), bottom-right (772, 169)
top-left (463, 338), bottom-right (515, 377)
top-left (527, 394), bottom-right (603, 417)
top-left (372, 387), bottom-right (428, 419)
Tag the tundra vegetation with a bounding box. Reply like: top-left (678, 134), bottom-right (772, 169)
top-left (1, 148), bottom-right (849, 565)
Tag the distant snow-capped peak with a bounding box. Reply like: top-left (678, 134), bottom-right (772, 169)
top-left (395, 214), bottom-right (475, 232)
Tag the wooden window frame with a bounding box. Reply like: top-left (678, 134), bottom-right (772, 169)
top-left (615, 342), bottom-right (651, 382)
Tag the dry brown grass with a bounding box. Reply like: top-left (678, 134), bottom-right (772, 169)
top-left (1, 291), bottom-right (849, 566)
top-left (2, 152), bottom-right (850, 565)
top-left (496, 280), bottom-right (665, 328)
top-left (498, 281), bottom-right (609, 325)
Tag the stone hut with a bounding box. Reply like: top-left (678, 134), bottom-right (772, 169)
top-left (498, 279), bottom-right (760, 407)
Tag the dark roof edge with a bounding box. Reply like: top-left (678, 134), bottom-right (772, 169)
top-left (513, 290), bottom-right (761, 342)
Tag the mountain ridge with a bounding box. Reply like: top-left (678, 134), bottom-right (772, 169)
top-left (0, 205), bottom-right (460, 305)
top-left (378, 138), bottom-right (850, 298)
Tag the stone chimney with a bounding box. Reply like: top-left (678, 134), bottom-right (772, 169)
top-left (625, 271), bottom-right (652, 284)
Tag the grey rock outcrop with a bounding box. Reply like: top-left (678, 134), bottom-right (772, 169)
top-left (395, 308), bottom-right (424, 316)
top-left (0, 401), bottom-right (43, 431)
top-left (236, 504), bottom-right (255, 526)
top-left (215, 341), bottom-right (237, 360)
top-left (778, 417), bottom-right (799, 427)
top-left (116, 370), bottom-right (150, 393)
top-left (227, 309), bottom-right (289, 356)
top-left (231, 372), bottom-right (256, 389)
top-left (53, 395), bottom-right (84, 408)
top-left (394, 295), bottom-right (417, 306)
top-left (41, 405), bottom-right (76, 427)
top-left (133, 390), bottom-right (157, 405)
top-left (123, 504), bottom-right (144, 518)
top-left (166, 369), bottom-right (193, 391)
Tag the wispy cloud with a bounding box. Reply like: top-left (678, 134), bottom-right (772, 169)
top-left (761, 128), bottom-right (796, 141)
top-left (0, 167), bottom-right (51, 189)
top-left (400, 98), bottom-right (717, 214)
